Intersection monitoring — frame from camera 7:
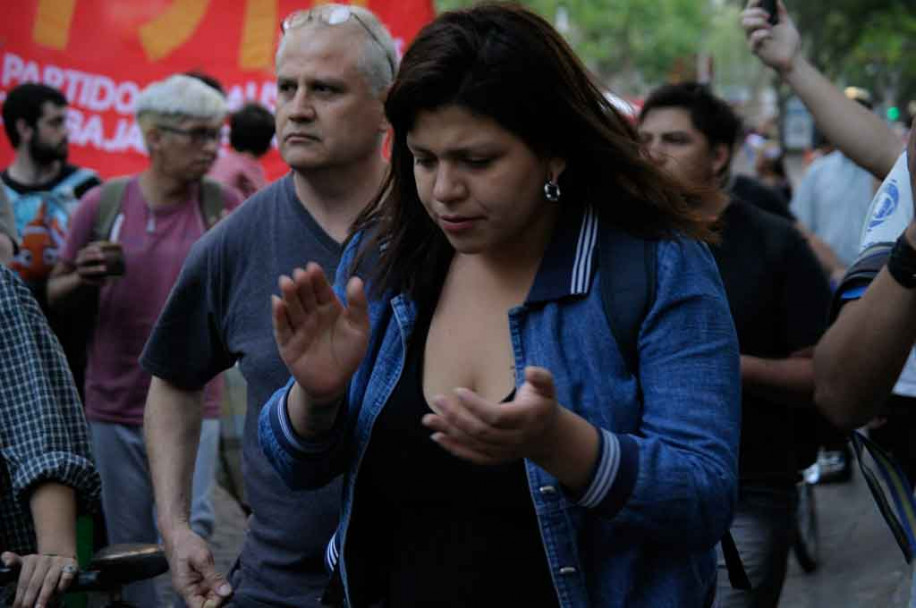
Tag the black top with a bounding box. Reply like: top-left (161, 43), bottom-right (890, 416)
top-left (711, 199), bottom-right (831, 484)
top-left (731, 174), bottom-right (794, 221)
top-left (352, 307), bottom-right (559, 608)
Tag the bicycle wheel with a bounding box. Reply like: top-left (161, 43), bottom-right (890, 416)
top-left (793, 481), bottom-right (819, 573)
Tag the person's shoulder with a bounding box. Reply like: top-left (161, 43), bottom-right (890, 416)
top-left (729, 196), bottom-right (796, 234)
top-left (222, 175), bottom-right (289, 225)
top-left (0, 265), bottom-right (20, 299)
top-left (195, 175), bottom-right (291, 256)
top-left (0, 265), bottom-right (33, 311)
top-left (737, 199), bottom-right (815, 267)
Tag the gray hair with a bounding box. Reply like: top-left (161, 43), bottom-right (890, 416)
top-left (276, 4), bottom-right (399, 97)
top-left (135, 74), bottom-right (227, 126)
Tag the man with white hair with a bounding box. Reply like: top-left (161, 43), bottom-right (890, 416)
top-left (139, 5), bottom-right (397, 608)
top-left (47, 74), bottom-right (242, 608)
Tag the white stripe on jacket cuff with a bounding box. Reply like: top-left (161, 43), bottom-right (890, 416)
top-left (577, 428), bottom-right (621, 508)
top-left (276, 383), bottom-right (314, 453)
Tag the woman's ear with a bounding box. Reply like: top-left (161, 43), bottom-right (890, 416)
top-left (547, 157), bottom-right (567, 182)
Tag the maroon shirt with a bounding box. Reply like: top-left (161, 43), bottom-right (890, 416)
top-left (60, 177), bottom-right (242, 425)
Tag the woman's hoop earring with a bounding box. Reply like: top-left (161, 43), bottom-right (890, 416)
top-left (544, 179), bottom-right (561, 203)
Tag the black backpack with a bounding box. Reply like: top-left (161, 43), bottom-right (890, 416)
top-left (597, 226), bottom-right (751, 591)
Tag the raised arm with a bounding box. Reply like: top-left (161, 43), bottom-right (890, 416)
top-left (273, 263), bottom-right (370, 438)
top-left (814, 130), bottom-right (916, 429)
top-left (259, 263), bottom-right (370, 489)
top-left (742, 0), bottom-right (902, 179)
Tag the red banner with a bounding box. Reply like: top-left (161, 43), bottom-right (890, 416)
top-left (0, 0), bottom-right (434, 181)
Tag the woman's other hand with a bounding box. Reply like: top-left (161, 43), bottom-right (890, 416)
top-left (1, 552), bottom-right (78, 608)
top-left (422, 366), bottom-right (562, 466)
top-left (272, 263), bottom-right (370, 407)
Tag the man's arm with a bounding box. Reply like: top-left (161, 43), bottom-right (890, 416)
top-left (741, 348), bottom-right (816, 406)
top-left (144, 377), bottom-right (233, 608)
top-left (742, 0), bottom-right (901, 179)
top-left (814, 127), bottom-right (916, 429)
top-left (46, 253), bottom-right (106, 312)
top-left (814, 249), bottom-right (916, 430)
top-left (1, 484), bottom-right (80, 608)
top-left (795, 223), bottom-right (846, 284)
top-left (30, 483), bottom-right (77, 557)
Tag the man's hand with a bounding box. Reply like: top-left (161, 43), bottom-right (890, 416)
top-left (741, 0), bottom-right (801, 75)
top-left (1, 552), bottom-right (78, 608)
top-left (163, 526), bottom-right (232, 608)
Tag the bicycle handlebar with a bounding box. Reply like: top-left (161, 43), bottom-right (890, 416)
top-left (0, 565), bottom-right (108, 592)
top-left (0, 544), bottom-right (168, 593)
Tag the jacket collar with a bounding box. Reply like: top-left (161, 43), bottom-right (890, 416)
top-left (526, 203), bottom-right (599, 305)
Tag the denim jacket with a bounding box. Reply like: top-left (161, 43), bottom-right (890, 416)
top-left (260, 204), bottom-right (741, 608)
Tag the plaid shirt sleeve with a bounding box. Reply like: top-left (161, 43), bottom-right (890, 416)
top-left (0, 266), bottom-right (100, 554)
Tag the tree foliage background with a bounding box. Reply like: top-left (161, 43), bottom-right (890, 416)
top-left (433, 0), bottom-right (915, 118)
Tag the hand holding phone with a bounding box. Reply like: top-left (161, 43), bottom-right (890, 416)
top-left (759, 0), bottom-right (779, 25)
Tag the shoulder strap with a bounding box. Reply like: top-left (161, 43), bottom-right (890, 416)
top-left (597, 228), bottom-right (751, 591)
top-left (53, 167), bottom-right (99, 195)
top-left (93, 178), bottom-right (131, 241)
top-left (597, 226), bottom-right (656, 377)
top-left (199, 178), bottom-right (226, 230)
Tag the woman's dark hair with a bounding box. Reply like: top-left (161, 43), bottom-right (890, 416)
top-left (353, 2), bottom-right (713, 300)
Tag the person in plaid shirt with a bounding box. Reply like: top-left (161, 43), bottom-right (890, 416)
top-left (0, 265), bottom-right (100, 608)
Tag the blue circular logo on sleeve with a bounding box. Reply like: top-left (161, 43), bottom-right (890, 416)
top-left (868, 180), bottom-right (900, 230)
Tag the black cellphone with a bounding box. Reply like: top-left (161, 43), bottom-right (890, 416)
top-left (760, 0), bottom-right (779, 25)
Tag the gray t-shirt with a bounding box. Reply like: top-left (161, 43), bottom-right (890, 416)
top-left (141, 174), bottom-right (343, 607)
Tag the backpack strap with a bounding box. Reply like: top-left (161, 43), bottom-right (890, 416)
top-left (597, 226), bottom-right (751, 591)
top-left (92, 177), bottom-right (226, 241)
top-left (598, 226), bottom-right (656, 377)
top-left (52, 167), bottom-right (99, 196)
top-left (199, 177), bottom-right (226, 229)
top-left (93, 178), bottom-right (131, 242)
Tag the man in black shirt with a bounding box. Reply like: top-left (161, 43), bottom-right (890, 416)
top-left (638, 83), bottom-right (832, 608)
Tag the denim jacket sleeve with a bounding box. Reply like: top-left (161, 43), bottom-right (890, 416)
top-left (257, 234), bottom-right (369, 490)
top-left (258, 378), bottom-right (351, 489)
top-left (588, 238), bottom-right (741, 549)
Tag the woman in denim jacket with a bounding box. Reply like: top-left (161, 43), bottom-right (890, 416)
top-left (259, 4), bottom-right (740, 607)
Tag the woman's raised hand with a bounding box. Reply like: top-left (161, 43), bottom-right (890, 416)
top-left (272, 263), bottom-right (370, 406)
